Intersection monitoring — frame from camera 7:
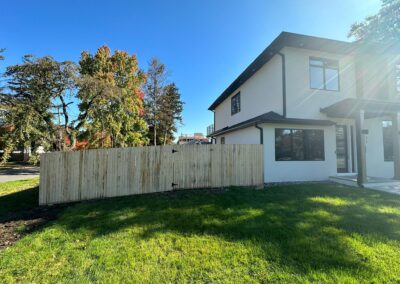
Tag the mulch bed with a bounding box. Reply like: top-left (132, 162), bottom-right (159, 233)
top-left (0, 205), bottom-right (65, 250)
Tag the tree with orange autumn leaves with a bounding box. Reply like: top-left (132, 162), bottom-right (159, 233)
top-left (76, 46), bottom-right (148, 148)
top-left (0, 45), bottom-right (183, 164)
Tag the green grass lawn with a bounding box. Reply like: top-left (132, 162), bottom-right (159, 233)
top-left (0, 178), bottom-right (39, 217)
top-left (1, 181), bottom-right (400, 283)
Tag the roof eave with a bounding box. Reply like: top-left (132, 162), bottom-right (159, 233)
top-left (209, 117), bottom-right (335, 137)
top-left (208, 32), bottom-right (354, 111)
top-left (208, 32), bottom-right (286, 111)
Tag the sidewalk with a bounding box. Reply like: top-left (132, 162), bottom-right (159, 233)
top-left (0, 166), bottom-right (39, 182)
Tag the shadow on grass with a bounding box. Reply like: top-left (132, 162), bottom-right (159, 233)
top-left (59, 183), bottom-right (400, 275)
top-left (0, 186), bottom-right (39, 219)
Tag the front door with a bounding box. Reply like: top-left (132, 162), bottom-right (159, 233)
top-left (336, 125), bottom-right (348, 173)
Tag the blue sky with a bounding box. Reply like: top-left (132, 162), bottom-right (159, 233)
top-left (0, 0), bottom-right (381, 136)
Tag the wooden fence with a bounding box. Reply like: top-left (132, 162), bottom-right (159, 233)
top-left (39, 144), bottom-right (264, 205)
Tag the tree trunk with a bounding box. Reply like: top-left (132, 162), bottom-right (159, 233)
top-left (154, 122), bottom-right (157, 146)
top-left (23, 147), bottom-right (30, 163)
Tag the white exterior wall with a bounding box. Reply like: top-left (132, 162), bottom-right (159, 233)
top-left (214, 55), bottom-right (283, 131)
top-left (216, 124), bottom-right (336, 182)
top-left (217, 127), bottom-right (259, 144)
top-left (212, 44), bottom-right (400, 182)
top-left (364, 117), bottom-right (394, 178)
top-left (262, 123), bottom-right (337, 183)
top-left (282, 47), bottom-right (357, 120)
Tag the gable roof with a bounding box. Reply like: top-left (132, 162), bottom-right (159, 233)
top-left (208, 111), bottom-right (335, 137)
top-left (208, 32), bottom-right (355, 111)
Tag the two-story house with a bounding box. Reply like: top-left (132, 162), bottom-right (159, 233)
top-left (207, 32), bottom-right (400, 186)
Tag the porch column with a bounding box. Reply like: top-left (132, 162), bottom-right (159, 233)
top-left (355, 110), bottom-right (367, 186)
top-left (392, 112), bottom-right (400, 180)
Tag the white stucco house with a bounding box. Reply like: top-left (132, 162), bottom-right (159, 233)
top-left (207, 32), bottom-right (400, 186)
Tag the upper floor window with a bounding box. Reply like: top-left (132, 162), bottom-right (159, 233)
top-left (220, 137), bottom-right (225, 144)
top-left (396, 64), bottom-right (400, 92)
top-left (309, 57), bottom-right (339, 91)
top-left (231, 92), bottom-right (241, 115)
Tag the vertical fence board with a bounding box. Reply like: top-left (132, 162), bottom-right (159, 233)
top-left (39, 144), bottom-right (264, 205)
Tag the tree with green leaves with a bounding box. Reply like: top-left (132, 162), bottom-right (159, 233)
top-left (0, 55), bottom-right (77, 163)
top-left (0, 49), bottom-right (5, 93)
top-left (144, 58), bottom-right (183, 145)
top-left (0, 49), bottom-right (4, 96)
top-left (349, 0), bottom-right (400, 43)
top-left (158, 83), bottom-right (183, 145)
top-left (0, 48), bottom-right (6, 153)
top-left (76, 46), bottom-right (148, 148)
top-left (144, 58), bottom-right (166, 146)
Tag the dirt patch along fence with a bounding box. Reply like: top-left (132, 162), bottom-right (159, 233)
top-left (39, 144), bottom-right (264, 205)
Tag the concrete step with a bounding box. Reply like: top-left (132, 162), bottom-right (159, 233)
top-left (329, 176), bottom-right (358, 187)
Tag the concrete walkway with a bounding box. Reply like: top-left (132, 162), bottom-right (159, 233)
top-left (330, 174), bottom-right (400, 196)
top-left (0, 166), bottom-right (40, 182)
top-left (364, 182), bottom-right (400, 195)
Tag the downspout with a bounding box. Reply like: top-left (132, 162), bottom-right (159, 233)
top-left (212, 111), bottom-right (216, 144)
top-left (255, 124), bottom-right (263, 144)
top-left (213, 110), bottom-right (216, 131)
top-left (277, 52), bottom-right (287, 117)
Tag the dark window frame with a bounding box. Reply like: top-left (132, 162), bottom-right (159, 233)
top-left (335, 125), bottom-right (349, 173)
top-left (309, 57), bottom-right (340, 92)
top-left (383, 120), bottom-right (394, 161)
top-left (275, 128), bottom-right (325, 161)
top-left (231, 92), bottom-right (241, 115)
top-left (220, 137), bottom-right (225, 144)
top-left (396, 64), bottom-right (400, 93)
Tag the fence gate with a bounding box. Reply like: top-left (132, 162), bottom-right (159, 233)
top-left (39, 144), bottom-right (264, 205)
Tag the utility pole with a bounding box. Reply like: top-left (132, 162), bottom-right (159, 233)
top-left (52, 104), bottom-right (63, 151)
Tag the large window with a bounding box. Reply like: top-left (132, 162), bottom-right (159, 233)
top-left (231, 92), bottom-right (241, 115)
top-left (275, 128), bottom-right (325, 161)
top-left (309, 57), bottom-right (339, 91)
top-left (383, 120), bottom-right (393, 161)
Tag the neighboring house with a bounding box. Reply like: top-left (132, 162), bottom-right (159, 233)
top-left (207, 32), bottom-right (400, 185)
top-left (178, 133), bottom-right (209, 144)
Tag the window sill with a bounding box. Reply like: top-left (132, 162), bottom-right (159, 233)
top-left (310, 87), bottom-right (340, 93)
top-left (275, 159), bottom-right (326, 162)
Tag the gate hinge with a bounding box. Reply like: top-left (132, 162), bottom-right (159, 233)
top-left (172, 149), bottom-right (178, 153)
top-left (172, 182), bottom-right (178, 187)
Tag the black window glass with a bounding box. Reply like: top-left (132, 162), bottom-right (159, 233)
top-left (275, 128), bottom-right (325, 161)
top-left (231, 92), bottom-right (241, 115)
top-left (275, 129), bottom-right (292, 160)
top-left (305, 129), bottom-right (325, 161)
top-left (292, 130), bottom-right (305, 160)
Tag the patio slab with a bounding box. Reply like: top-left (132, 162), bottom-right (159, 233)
top-left (364, 182), bottom-right (400, 195)
top-left (330, 174), bottom-right (400, 195)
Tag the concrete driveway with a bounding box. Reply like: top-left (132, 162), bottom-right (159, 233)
top-left (0, 166), bottom-right (40, 182)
